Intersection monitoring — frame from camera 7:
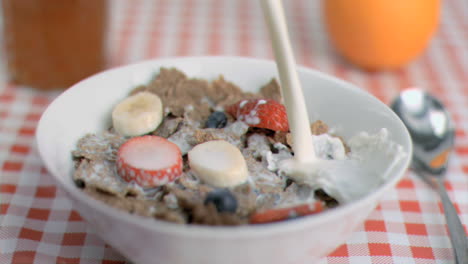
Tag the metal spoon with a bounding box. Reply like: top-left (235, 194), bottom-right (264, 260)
top-left (391, 88), bottom-right (468, 264)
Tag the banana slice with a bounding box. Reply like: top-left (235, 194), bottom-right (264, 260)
top-left (112, 91), bottom-right (163, 137)
top-left (188, 140), bottom-right (249, 188)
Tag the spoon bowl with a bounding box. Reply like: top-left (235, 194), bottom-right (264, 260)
top-left (391, 88), bottom-right (467, 264)
top-left (392, 89), bottom-right (455, 176)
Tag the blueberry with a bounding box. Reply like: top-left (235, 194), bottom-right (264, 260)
top-left (205, 111), bottom-right (227, 128)
top-left (74, 179), bottom-right (85, 189)
top-left (204, 189), bottom-right (238, 213)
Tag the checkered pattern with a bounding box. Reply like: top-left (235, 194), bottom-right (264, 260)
top-left (1, 0), bottom-right (467, 263)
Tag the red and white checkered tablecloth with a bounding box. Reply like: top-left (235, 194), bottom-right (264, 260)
top-left (1, 0), bottom-right (467, 263)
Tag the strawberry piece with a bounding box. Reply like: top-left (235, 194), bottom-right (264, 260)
top-left (250, 202), bottom-right (324, 224)
top-left (226, 99), bottom-right (289, 132)
top-left (116, 135), bottom-right (182, 188)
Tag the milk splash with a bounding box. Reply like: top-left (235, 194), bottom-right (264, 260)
top-left (279, 128), bottom-right (406, 203)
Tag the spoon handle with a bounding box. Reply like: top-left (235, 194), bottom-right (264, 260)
top-left (436, 178), bottom-right (468, 264)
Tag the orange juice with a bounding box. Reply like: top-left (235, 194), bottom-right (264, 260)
top-left (1, 0), bottom-right (108, 90)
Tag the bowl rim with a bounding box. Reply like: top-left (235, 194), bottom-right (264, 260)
top-left (36, 55), bottom-right (413, 238)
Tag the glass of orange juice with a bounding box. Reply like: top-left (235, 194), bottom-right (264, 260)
top-left (1, 0), bottom-right (108, 90)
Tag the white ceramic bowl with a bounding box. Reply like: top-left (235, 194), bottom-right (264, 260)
top-left (36, 56), bottom-right (412, 264)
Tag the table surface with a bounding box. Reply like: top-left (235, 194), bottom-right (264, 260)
top-left (1, 0), bottom-right (467, 263)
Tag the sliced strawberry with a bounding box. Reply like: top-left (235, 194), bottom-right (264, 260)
top-left (226, 99), bottom-right (289, 132)
top-left (116, 135), bottom-right (182, 188)
top-left (249, 201), bottom-right (324, 224)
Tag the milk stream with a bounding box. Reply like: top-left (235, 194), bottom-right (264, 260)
top-left (261, 0), bottom-right (317, 164)
top-left (262, 0), bottom-right (406, 203)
